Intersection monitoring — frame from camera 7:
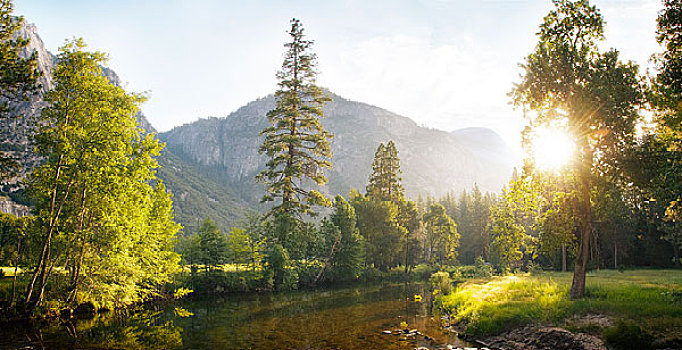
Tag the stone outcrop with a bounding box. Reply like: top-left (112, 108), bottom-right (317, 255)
top-left (0, 198), bottom-right (30, 217)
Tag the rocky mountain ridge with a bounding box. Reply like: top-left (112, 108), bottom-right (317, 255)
top-left (160, 93), bottom-right (515, 202)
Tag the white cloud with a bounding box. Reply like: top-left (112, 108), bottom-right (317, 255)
top-left (319, 32), bottom-right (525, 154)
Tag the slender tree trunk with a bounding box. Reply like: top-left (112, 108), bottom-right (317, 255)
top-left (26, 176), bottom-right (74, 306)
top-left (404, 235), bottom-right (410, 275)
top-left (10, 241), bottom-right (19, 307)
top-left (561, 244), bottom-right (567, 272)
top-left (69, 189), bottom-right (88, 303)
top-left (570, 150), bottom-right (592, 299)
top-left (614, 244), bottom-right (618, 270)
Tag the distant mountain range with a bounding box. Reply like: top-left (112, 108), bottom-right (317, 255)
top-left (160, 94), bottom-right (515, 204)
top-left (1, 22), bottom-right (515, 232)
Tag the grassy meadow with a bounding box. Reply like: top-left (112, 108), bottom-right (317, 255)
top-left (436, 269), bottom-right (682, 345)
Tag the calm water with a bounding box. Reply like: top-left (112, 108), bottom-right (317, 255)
top-left (0, 283), bottom-right (471, 350)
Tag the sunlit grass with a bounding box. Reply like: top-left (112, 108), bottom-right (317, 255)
top-left (436, 269), bottom-right (682, 339)
top-left (0, 266), bottom-right (23, 276)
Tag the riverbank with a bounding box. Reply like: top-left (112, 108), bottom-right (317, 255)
top-left (435, 269), bottom-right (682, 349)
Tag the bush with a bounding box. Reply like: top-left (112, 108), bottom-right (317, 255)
top-left (430, 271), bottom-right (453, 295)
top-left (603, 320), bottom-right (653, 350)
top-left (475, 257), bottom-right (493, 277)
top-left (411, 264), bottom-right (437, 280)
top-left (292, 261), bottom-right (322, 287)
top-left (526, 261), bottom-right (543, 275)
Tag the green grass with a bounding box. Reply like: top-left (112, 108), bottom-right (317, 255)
top-left (436, 269), bottom-right (682, 342)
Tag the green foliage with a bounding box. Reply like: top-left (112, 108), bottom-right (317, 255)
top-left (489, 198), bottom-right (527, 272)
top-left (444, 186), bottom-right (496, 265)
top-left (423, 203), bottom-right (459, 266)
top-left (265, 243), bottom-right (290, 290)
top-left (197, 217), bottom-right (228, 270)
top-left (410, 263), bottom-right (438, 280)
top-left (603, 320), bottom-right (654, 350)
top-left (366, 141), bottom-right (404, 202)
top-left (24, 39), bottom-right (179, 308)
top-left (429, 271), bottom-right (453, 295)
top-left (397, 199), bottom-right (422, 273)
top-left (257, 18), bottom-right (332, 219)
top-left (327, 195), bottom-right (364, 282)
top-left (351, 192), bottom-right (404, 271)
top-left (652, 0), bottom-right (682, 127)
top-left (354, 141), bottom-right (422, 274)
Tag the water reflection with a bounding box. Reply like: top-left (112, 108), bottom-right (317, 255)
top-left (1, 283), bottom-right (469, 350)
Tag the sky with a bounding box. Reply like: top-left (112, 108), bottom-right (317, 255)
top-left (14, 0), bottom-right (662, 159)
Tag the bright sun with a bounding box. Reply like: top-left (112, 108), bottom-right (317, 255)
top-left (532, 127), bottom-right (575, 170)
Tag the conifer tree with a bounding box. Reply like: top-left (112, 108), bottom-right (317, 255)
top-left (257, 18), bottom-right (332, 222)
top-left (366, 140), bottom-right (404, 202)
top-left (197, 217), bottom-right (228, 271)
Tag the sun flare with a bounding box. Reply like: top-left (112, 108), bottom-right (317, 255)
top-left (532, 127), bottom-right (575, 170)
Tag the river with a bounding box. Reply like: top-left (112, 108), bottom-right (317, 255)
top-left (0, 282), bottom-right (472, 350)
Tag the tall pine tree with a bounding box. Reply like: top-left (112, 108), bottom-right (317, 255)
top-left (257, 18), bottom-right (332, 223)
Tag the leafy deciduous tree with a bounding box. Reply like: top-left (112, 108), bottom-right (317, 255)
top-left (423, 203), bottom-right (459, 266)
top-left (26, 39), bottom-right (179, 308)
top-left (511, 0), bottom-right (643, 297)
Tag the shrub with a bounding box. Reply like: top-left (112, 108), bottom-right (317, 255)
top-left (603, 320), bottom-right (653, 350)
top-left (411, 264), bottom-right (437, 280)
top-left (475, 257), bottom-right (493, 277)
top-left (430, 271), bottom-right (453, 295)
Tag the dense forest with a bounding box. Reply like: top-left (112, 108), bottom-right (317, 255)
top-left (0, 0), bottom-right (681, 327)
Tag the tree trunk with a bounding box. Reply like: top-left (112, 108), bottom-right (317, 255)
top-left (570, 148), bottom-right (592, 299)
top-left (404, 236), bottom-right (410, 275)
top-left (561, 244), bottom-right (567, 272)
top-left (614, 244), bottom-right (618, 270)
top-left (11, 252), bottom-right (18, 307)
